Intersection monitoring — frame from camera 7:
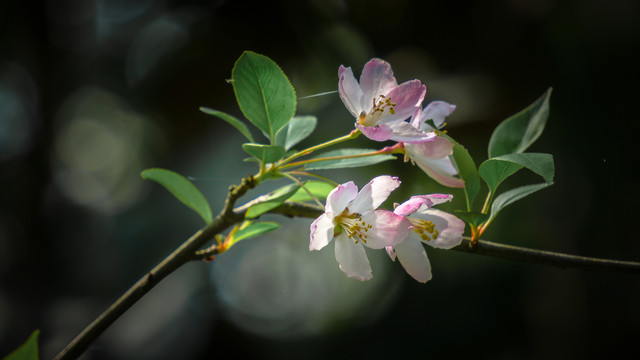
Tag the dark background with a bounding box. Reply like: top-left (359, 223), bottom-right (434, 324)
top-left (2, 0), bottom-right (640, 359)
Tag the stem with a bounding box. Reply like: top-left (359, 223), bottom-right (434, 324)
top-left (281, 172), bottom-right (325, 209)
top-left (480, 190), bottom-right (493, 214)
top-left (53, 177), bottom-right (256, 360)
top-left (278, 129), bottom-right (360, 165)
top-left (280, 147), bottom-right (391, 170)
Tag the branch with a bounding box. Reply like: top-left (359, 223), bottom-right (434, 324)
top-left (53, 177), bottom-right (256, 360)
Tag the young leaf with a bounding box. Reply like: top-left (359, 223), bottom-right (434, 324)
top-left (454, 211), bottom-right (490, 227)
top-left (199, 106), bottom-right (254, 142)
top-left (3, 330), bottom-right (39, 360)
top-left (488, 87), bottom-right (552, 158)
top-left (232, 221), bottom-right (280, 244)
top-left (232, 51), bottom-right (296, 142)
top-left (303, 148), bottom-right (395, 170)
top-left (288, 181), bottom-right (334, 202)
top-left (242, 143), bottom-right (286, 163)
top-left (490, 182), bottom-right (551, 220)
top-left (275, 115), bottom-right (317, 150)
top-left (245, 183), bottom-right (300, 219)
top-left (480, 153), bottom-right (554, 195)
top-left (141, 168), bottom-right (213, 224)
top-left (446, 135), bottom-right (480, 210)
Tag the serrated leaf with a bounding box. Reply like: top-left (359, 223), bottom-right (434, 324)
top-left (232, 51), bottom-right (296, 142)
top-left (141, 168), bottom-right (213, 224)
top-left (199, 106), bottom-right (254, 142)
top-left (3, 330), bottom-right (39, 360)
top-left (275, 115), bottom-right (317, 150)
top-left (245, 183), bottom-right (300, 219)
top-left (288, 181), bottom-right (335, 202)
top-left (242, 143), bottom-right (286, 163)
top-left (454, 211), bottom-right (490, 227)
top-left (490, 182), bottom-right (551, 220)
top-left (488, 88), bottom-right (552, 158)
top-left (480, 153), bottom-right (554, 195)
top-left (303, 148), bottom-right (396, 170)
top-left (232, 221), bottom-right (280, 243)
top-left (445, 134), bottom-right (480, 210)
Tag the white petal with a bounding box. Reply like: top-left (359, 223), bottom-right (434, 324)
top-left (421, 101), bottom-right (456, 130)
top-left (348, 175), bottom-right (401, 214)
top-left (335, 235), bottom-right (373, 281)
top-left (309, 213), bottom-right (335, 251)
top-left (394, 234), bottom-right (432, 283)
top-left (359, 59), bottom-right (397, 110)
top-left (357, 211), bottom-right (410, 249)
top-left (387, 122), bottom-right (437, 143)
top-left (338, 65), bottom-right (364, 118)
top-left (325, 181), bottom-right (358, 215)
top-left (414, 208), bottom-right (465, 249)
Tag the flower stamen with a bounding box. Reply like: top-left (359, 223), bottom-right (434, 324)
top-left (409, 217), bottom-right (438, 242)
top-left (335, 211), bottom-right (372, 244)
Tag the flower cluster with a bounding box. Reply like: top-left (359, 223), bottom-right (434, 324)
top-left (310, 176), bottom-right (465, 282)
top-left (338, 59), bottom-right (463, 187)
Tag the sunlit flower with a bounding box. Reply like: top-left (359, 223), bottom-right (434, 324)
top-left (338, 59), bottom-right (435, 143)
top-left (386, 194), bottom-right (465, 283)
top-left (310, 175), bottom-right (410, 281)
top-left (403, 101), bottom-right (464, 187)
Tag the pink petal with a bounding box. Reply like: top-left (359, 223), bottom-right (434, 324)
top-left (334, 235), bottom-right (373, 281)
top-left (387, 122), bottom-right (437, 143)
top-left (348, 175), bottom-right (401, 213)
top-left (417, 158), bottom-right (465, 188)
top-left (421, 101), bottom-right (456, 130)
top-left (325, 181), bottom-right (358, 215)
top-left (356, 210), bottom-right (410, 249)
top-left (414, 208), bottom-right (465, 249)
top-left (338, 65), bottom-right (364, 118)
top-left (405, 136), bottom-right (454, 159)
top-left (309, 213), bottom-right (335, 251)
top-left (416, 194), bottom-right (454, 206)
top-left (356, 123), bottom-right (395, 142)
top-left (394, 197), bottom-right (434, 216)
top-left (359, 59), bottom-right (398, 109)
top-left (377, 80), bottom-right (426, 124)
top-left (385, 245), bottom-right (397, 260)
top-left (394, 234), bottom-right (432, 283)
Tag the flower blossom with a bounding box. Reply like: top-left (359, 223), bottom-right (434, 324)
top-left (310, 175), bottom-right (410, 281)
top-left (386, 194), bottom-right (465, 283)
top-left (403, 101), bottom-right (464, 188)
top-left (338, 59), bottom-right (435, 143)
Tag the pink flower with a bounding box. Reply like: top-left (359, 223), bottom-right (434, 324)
top-left (403, 101), bottom-right (464, 188)
top-left (338, 59), bottom-right (435, 143)
top-left (386, 194), bottom-right (465, 283)
top-left (310, 176), bottom-right (410, 281)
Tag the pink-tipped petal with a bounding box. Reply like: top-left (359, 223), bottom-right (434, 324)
top-left (349, 175), bottom-right (401, 213)
top-left (414, 156), bottom-right (464, 188)
top-left (415, 208), bottom-right (465, 249)
top-left (378, 80), bottom-right (426, 124)
top-left (325, 181), bottom-right (358, 215)
top-left (415, 194), bottom-right (454, 206)
top-left (335, 235), bottom-right (373, 281)
top-left (338, 65), bottom-right (364, 118)
top-left (310, 213), bottom-right (335, 251)
top-left (405, 136), bottom-right (454, 159)
top-left (385, 245), bottom-right (397, 261)
top-left (394, 235), bottom-right (432, 283)
top-left (421, 101), bottom-right (456, 130)
top-left (359, 59), bottom-right (398, 108)
top-left (387, 122), bottom-right (437, 143)
top-left (356, 211), bottom-right (410, 249)
top-left (356, 123), bottom-right (395, 142)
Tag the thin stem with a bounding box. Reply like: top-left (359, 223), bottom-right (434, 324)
top-left (278, 129), bottom-right (360, 165)
top-left (280, 148), bottom-right (389, 170)
top-left (480, 190), bottom-right (493, 214)
top-left (281, 172), bottom-right (325, 209)
top-left (286, 171), bottom-right (339, 186)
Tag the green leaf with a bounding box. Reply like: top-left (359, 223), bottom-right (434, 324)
top-left (446, 135), bottom-right (480, 210)
top-left (454, 211), bottom-right (490, 227)
top-left (275, 115), bottom-right (317, 150)
top-left (245, 183), bottom-right (300, 219)
top-left (199, 107), bottom-right (254, 142)
top-left (304, 148), bottom-right (396, 170)
top-left (141, 168), bottom-right (213, 224)
top-left (232, 51), bottom-right (297, 142)
top-left (232, 221), bottom-right (280, 244)
top-left (490, 182), bottom-right (551, 220)
top-left (288, 181), bottom-right (335, 202)
top-left (242, 143), bottom-right (286, 163)
top-left (3, 330), bottom-right (39, 360)
top-left (488, 88), bottom-right (552, 158)
top-left (480, 153), bottom-right (554, 195)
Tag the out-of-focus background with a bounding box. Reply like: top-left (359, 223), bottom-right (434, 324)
top-left (2, 0), bottom-right (640, 359)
